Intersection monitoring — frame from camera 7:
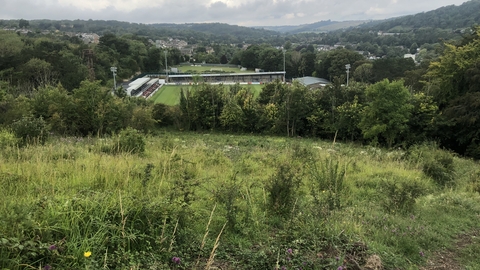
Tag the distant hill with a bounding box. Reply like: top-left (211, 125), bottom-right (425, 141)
top-left (257, 20), bottom-right (370, 33)
top-left (364, 0), bottom-right (480, 32)
top-left (150, 22), bottom-right (279, 40)
top-left (3, 19), bottom-right (279, 44)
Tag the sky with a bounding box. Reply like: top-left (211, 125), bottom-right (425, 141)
top-left (0, 0), bottom-right (471, 27)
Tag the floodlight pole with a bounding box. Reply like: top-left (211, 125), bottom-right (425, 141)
top-left (164, 50), bottom-right (168, 83)
top-left (283, 49), bottom-right (286, 83)
top-left (110, 66), bottom-right (117, 90)
top-left (345, 64), bottom-right (351, 86)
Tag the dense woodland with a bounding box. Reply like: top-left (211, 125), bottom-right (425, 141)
top-left (1, 1), bottom-right (480, 159)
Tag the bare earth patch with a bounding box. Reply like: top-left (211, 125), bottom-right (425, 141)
top-left (420, 230), bottom-right (480, 270)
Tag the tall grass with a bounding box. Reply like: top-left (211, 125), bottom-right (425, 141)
top-left (1, 132), bottom-right (480, 269)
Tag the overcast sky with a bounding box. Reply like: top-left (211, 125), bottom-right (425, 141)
top-left (0, 0), bottom-right (470, 26)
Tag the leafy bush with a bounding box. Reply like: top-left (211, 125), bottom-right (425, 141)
top-left (407, 143), bottom-right (456, 186)
top-left (380, 176), bottom-right (427, 213)
top-left (10, 116), bottom-right (50, 145)
top-left (422, 151), bottom-right (455, 186)
top-left (117, 127), bottom-right (146, 154)
top-left (0, 128), bottom-right (18, 148)
top-left (100, 128), bottom-right (146, 154)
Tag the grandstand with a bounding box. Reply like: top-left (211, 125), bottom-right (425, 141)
top-left (127, 78), bottom-right (150, 96)
top-left (126, 78), bottom-right (164, 98)
top-left (167, 71), bottom-right (285, 84)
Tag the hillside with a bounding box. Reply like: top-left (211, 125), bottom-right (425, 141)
top-left (1, 131), bottom-right (480, 269)
top-left (364, 0), bottom-right (480, 31)
top-left (3, 19), bottom-right (279, 44)
top-left (257, 20), bottom-right (370, 33)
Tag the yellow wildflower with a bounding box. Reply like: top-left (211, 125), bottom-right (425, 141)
top-left (84, 251), bottom-right (92, 258)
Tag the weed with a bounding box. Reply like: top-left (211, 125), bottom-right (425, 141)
top-left (266, 162), bottom-right (301, 219)
top-left (309, 158), bottom-right (347, 213)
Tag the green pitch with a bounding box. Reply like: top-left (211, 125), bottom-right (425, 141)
top-left (150, 85), bottom-right (186, 106)
top-left (151, 84), bottom-right (264, 105)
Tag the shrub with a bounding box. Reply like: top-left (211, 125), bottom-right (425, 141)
top-left (0, 128), bottom-right (18, 148)
top-left (266, 162), bottom-right (301, 218)
top-left (100, 128), bottom-right (146, 154)
top-left (407, 143), bottom-right (456, 187)
top-left (380, 176), bottom-right (426, 213)
top-left (422, 151), bottom-right (455, 186)
top-left (10, 116), bottom-right (49, 145)
top-left (117, 127), bottom-right (146, 154)
top-left (309, 158), bottom-right (347, 213)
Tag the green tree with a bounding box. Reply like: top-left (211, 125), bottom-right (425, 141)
top-left (317, 48), bottom-right (365, 80)
top-left (425, 27), bottom-right (480, 156)
top-left (20, 58), bottom-right (56, 91)
top-left (359, 79), bottom-right (413, 147)
top-left (72, 80), bottom-right (115, 135)
top-left (220, 97), bottom-right (246, 131)
top-left (353, 62), bottom-right (374, 83)
top-left (0, 30), bottom-right (24, 59)
top-left (18, 19), bottom-right (29, 29)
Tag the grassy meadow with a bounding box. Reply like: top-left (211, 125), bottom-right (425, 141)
top-left (1, 131), bottom-right (480, 269)
top-left (151, 84), bottom-right (263, 105)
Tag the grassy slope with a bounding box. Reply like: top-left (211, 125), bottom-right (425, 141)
top-left (1, 132), bottom-right (480, 269)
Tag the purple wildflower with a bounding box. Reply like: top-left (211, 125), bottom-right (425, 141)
top-left (419, 251), bottom-right (424, 257)
top-left (43, 265), bottom-right (52, 270)
top-left (171, 256), bottom-right (181, 264)
top-left (48, 245), bottom-right (57, 251)
top-left (281, 266), bottom-right (287, 270)
top-left (337, 266), bottom-right (344, 270)
top-left (335, 256), bottom-right (340, 261)
top-left (287, 248), bottom-right (293, 254)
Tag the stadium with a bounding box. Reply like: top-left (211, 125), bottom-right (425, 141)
top-left (123, 69), bottom-right (286, 101)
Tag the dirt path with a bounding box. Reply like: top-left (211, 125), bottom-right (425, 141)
top-left (420, 230), bottom-right (480, 270)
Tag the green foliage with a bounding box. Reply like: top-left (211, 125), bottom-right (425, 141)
top-left (372, 58), bottom-right (416, 82)
top-left (129, 106), bottom-right (157, 134)
top-left (213, 173), bottom-right (243, 233)
top-left (309, 158), bottom-right (347, 212)
top-left (359, 79), bottom-right (413, 147)
top-left (315, 47), bottom-right (365, 80)
top-left (117, 127), bottom-right (146, 154)
top-left (266, 162), bottom-right (301, 219)
top-left (407, 93), bottom-right (439, 144)
top-left (220, 98), bottom-right (246, 131)
top-left (422, 151), bottom-right (456, 187)
top-left (11, 116), bottom-right (49, 145)
top-left (380, 175), bottom-right (427, 213)
top-left (0, 128), bottom-right (18, 148)
top-left (407, 143), bottom-right (456, 187)
top-left (0, 30), bottom-right (24, 58)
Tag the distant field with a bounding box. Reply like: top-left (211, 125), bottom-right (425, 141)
top-left (151, 84), bottom-right (264, 105)
top-left (174, 65), bottom-right (254, 74)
